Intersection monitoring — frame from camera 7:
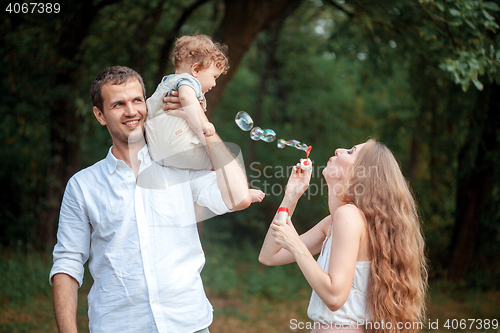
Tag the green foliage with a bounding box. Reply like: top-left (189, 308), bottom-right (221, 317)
top-left (419, 0), bottom-right (500, 90)
top-left (0, 248), bottom-right (52, 305)
top-left (202, 242), bottom-right (309, 301)
top-left (0, 0), bottom-right (499, 284)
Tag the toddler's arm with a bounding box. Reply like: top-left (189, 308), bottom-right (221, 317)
top-left (178, 85), bottom-right (214, 137)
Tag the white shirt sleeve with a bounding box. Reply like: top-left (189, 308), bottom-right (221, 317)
top-left (49, 176), bottom-right (91, 287)
top-left (189, 169), bottom-right (230, 216)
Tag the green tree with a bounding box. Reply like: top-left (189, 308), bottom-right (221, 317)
top-left (1, 0), bottom-right (499, 284)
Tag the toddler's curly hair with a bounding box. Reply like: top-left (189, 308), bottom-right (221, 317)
top-left (172, 34), bottom-right (229, 74)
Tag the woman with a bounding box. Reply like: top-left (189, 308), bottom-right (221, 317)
top-left (259, 139), bottom-right (427, 333)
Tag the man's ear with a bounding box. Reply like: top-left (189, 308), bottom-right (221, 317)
top-left (93, 106), bottom-right (106, 126)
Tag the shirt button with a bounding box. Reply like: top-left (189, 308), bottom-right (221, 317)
top-left (152, 300), bottom-right (155, 304)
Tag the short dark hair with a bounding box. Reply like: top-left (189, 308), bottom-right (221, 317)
top-left (91, 66), bottom-right (146, 112)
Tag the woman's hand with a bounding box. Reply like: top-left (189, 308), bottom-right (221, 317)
top-left (270, 217), bottom-right (307, 255)
top-left (284, 161), bottom-right (312, 201)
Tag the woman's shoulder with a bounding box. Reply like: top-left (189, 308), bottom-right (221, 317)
top-left (334, 203), bottom-right (364, 217)
top-left (332, 204), bottom-right (366, 229)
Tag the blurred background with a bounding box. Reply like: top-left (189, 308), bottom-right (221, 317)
top-left (1, 0), bottom-right (499, 331)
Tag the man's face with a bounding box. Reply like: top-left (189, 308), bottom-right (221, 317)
top-left (93, 79), bottom-right (147, 148)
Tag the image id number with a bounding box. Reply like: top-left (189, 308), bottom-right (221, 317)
top-left (443, 319), bottom-right (498, 330)
top-left (6, 3), bottom-right (60, 14)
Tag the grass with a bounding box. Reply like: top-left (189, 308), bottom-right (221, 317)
top-left (0, 244), bottom-right (498, 332)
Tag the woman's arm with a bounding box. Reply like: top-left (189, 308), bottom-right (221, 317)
top-left (272, 204), bottom-right (365, 311)
top-left (259, 214), bottom-right (330, 266)
top-left (259, 163), bottom-right (327, 265)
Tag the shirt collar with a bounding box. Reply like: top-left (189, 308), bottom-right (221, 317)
top-left (105, 146), bottom-right (119, 174)
top-left (105, 145), bottom-right (151, 175)
top-left (137, 145), bottom-right (152, 169)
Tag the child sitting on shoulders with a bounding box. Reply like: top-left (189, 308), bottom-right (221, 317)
top-left (146, 34), bottom-right (264, 203)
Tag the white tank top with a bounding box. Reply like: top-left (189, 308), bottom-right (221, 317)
top-left (307, 206), bottom-right (371, 325)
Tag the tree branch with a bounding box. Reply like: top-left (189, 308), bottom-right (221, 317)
top-left (322, 0), bottom-right (354, 18)
top-left (155, 0), bottom-right (211, 84)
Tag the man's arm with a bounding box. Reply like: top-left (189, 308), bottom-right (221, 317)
top-left (205, 133), bottom-right (252, 211)
top-left (164, 92), bottom-right (251, 211)
top-left (53, 273), bottom-right (79, 333)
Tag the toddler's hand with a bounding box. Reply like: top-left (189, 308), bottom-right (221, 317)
top-left (202, 122), bottom-right (215, 137)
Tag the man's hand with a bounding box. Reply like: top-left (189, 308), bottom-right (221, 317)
top-left (163, 90), bottom-right (183, 112)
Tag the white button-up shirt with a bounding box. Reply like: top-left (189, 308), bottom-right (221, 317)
top-left (50, 146), bottom-right (229, 333)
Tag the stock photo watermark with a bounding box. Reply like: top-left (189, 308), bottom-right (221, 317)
top-left (290, 318), bottom-right (499, 331)
top-left (248, 161), bottom-right (380, 199)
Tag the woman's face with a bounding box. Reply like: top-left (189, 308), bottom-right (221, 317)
top-left (323, 142), bottom-right (366, 183)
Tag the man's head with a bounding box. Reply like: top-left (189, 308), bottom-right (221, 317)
top-left (91, 66), bottom-right (147, 150)
top-left (171, 34), bottom-right (229, 75)
top-left (91, 66), bottom-right (146, 113)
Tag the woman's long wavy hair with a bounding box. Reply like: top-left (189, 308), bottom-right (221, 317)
top-left (339, 139), bottom-right (428, 333)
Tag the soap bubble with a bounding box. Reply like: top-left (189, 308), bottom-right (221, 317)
top-left (235, 111), bottom-right (254, 131)
top-left (234, 111), bottom-right (307, 152)
top-left (250, 127), bottom-right (276, 142)
top-left (262, 129), bottom-right (276, 142)
top-left (277, 139), bottom-right (310, 152)
top-left (297, 143), bottom-right (309, 151)
top-left (250, 127), bottom-right (264, 141)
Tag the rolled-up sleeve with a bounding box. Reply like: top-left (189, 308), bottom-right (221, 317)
top-left (49, 176), bottom-right (91, 287)
top-left (189, 169), bottom-right (230, 216)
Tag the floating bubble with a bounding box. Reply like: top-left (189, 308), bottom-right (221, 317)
top-left (235, 111), bottom-right (254, 131)
top-left (277, 139), bottom-right (310, 152)
top-left (235, 111), bottom-right (277, 144)
top-left (297, 143), bottom-right (309, 151)
top-left (262, 129), bottom-right (276, 142)
top-left (250, 127), bottom-right (277, 142)
top-left (250, 127), bottom-right (263, 141)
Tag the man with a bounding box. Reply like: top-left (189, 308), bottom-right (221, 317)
top-left (50, 66), bottom-right (251, 333)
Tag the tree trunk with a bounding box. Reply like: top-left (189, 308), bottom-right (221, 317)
top-left (207, 0), bottom-right (303, 116)
top-left (154, 0), bottom-right (211, 85)
top-left (407, 127), bottom-right (420, 184)
top-left (245, 17), bottom-right (286, 168)
top-left (448, 82), bottom-right (500, 280)
top-left (40, 1), bottom-right (118, 249)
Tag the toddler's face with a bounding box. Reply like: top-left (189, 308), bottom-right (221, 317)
top-left (195, 63), bottom-right (223, 94)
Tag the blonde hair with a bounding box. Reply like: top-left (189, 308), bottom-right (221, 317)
top-left (171, 34), bottom-right (229, 74)
top-left (340, 139), bottom-right (428, 333)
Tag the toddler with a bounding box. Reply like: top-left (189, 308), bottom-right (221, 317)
top-left (145, 34), bottom-right (264, 202)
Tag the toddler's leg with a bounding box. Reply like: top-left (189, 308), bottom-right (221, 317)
top-left (250, 189), bottom-right (265, 203)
